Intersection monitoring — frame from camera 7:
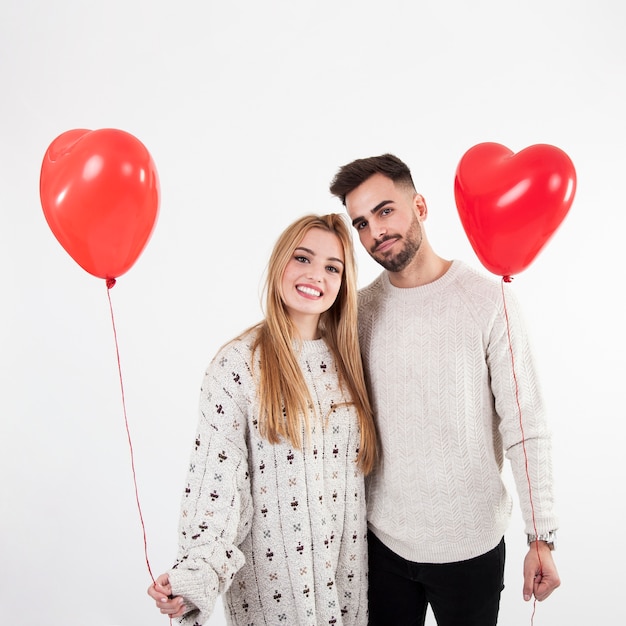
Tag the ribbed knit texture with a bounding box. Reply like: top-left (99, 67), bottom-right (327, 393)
top-left (167, 329), bottom-right (368, 625)
top-left (359, 260), bottom-right (558, 564)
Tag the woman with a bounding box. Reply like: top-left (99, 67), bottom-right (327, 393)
top-left (148, 213), bottom-right (377, 625)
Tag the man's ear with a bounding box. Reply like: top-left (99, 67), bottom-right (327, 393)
top-left (414, 193), bottom-right (428, 219)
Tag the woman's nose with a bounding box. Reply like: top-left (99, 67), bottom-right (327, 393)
top-left (307, 264), bottom-right (323, 281)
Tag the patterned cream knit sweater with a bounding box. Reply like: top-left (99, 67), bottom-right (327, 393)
top-left (167, 329), bottom-right (368, 626)
top-left (359, 260), bottom-right (558, 564)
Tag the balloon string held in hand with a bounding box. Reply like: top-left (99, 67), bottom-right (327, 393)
top-left (106, 281), bottom-right (156, 584)
top-left (500, 279), bottom-right (542, 625)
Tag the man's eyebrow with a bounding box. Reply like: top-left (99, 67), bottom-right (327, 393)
top-left (351, 200), bottom-right (393, 227)
top-left (295, 246), bottom-right (344, 265)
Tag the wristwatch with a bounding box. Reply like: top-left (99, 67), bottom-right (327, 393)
top-left (527, 530), bottom-right (557, 550)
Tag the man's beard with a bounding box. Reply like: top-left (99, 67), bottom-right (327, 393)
top-left (370, 217), bottom-right (423, 272)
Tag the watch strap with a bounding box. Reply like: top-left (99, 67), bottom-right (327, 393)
top-left (527, 530), bottom-right (557, 549)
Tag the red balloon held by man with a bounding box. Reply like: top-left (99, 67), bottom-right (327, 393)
top-left (40, 128), bottom-right (160, 282)
top-left (454, 142), bottom-right (576, 278)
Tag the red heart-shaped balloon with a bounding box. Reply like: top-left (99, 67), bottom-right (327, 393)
top-left (454, 142), bottom-right (576, 277)
top-left (40, 128), bottom-right (160, 280)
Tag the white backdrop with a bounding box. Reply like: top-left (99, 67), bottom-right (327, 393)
top-left (2, 1), bottom-right (624, 625)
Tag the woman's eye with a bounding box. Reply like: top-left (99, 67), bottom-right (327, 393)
top-left (326, 265), bottom-right (339, 273)
top-left (294, 255), bottom-right (309, 263)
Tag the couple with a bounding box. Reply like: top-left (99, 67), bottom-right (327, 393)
top-left (147, 153), bottom-right (560, 625)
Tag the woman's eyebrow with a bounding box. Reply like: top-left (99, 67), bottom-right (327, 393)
top-left (295, 246), bottom-right (344, 266)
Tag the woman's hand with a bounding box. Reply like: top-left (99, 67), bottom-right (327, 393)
top-left (147, 573), bottom-right (187, 618)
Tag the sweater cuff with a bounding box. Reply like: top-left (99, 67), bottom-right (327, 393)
top-left (168, 566), bottom-right (219, 624)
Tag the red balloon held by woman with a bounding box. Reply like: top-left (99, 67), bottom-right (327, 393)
top-left (40, 128), bottom-right (160, 281)
top-left (454, 142), bottom-right (576, 278)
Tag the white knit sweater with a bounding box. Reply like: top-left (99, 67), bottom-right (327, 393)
top-left (167, 329), bottom-right (368, 626)
top-left (359, 260), bottom-right (558, 564)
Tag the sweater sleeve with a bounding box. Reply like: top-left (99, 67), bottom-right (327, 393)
top-left (488, 286), bottom-right (558, 536)
top-left (167, 343), bottom-right (254, 625)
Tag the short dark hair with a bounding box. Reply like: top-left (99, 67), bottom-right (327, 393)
top-left (329, 153), bottom-right (416, 204)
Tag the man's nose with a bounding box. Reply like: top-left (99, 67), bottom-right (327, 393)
top-left (372, 220), bottom-right (386, 240)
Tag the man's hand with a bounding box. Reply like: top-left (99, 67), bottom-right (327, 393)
top-left (523, 541), bottom-right (561, 601)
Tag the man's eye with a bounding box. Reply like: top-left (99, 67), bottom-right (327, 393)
top-left (357, 221), bottom-right (367, 230)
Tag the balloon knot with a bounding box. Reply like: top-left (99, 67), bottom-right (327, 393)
top-left (106, 277), bottom-right (117, 289)
top-left (503, 275), bottom-right (513, 283)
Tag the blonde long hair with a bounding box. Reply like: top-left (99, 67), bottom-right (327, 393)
top-left (248, 213), bottom-right (377, 474)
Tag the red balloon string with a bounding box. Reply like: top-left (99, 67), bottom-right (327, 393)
top-left (500, 278), bottom-right (543, 624)
top-left (107, 283), bottom-right (174, 625)
top-left (106, 281), bottom-right (156, 584)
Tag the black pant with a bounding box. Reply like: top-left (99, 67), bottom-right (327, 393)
top-left (368, 530), bottom-right (505, 626)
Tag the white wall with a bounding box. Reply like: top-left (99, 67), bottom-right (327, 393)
top-left (1, 1), bottom-right (623, 624)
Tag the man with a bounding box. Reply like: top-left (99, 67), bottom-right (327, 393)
top-left (329, 154), bottom-right (560, 625)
